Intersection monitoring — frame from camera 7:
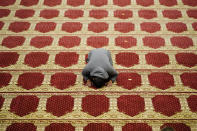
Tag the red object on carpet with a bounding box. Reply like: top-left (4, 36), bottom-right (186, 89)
top-left (15, 9), bottom-right (35, 19)
top-left (35, 22), bottom-right (56, 33)
top-left (67, 0), bottom-right (85, 7)
top-left (0, 9), bottom-right (10, 18)
top-left (116, 52), bottom-right (139, 67)
top-left (116, 73), bottom-right (141, 90)
top-left (175, 53), bottom-right (197, 67)
top-left (45, 123), bottom-right (75, 131)
top-left (114, 10), bottom-right (133, 19)
top-left (171, 36), bottom-right (193, 49)
top-left (65, 10), bottom-right (84, 19)
top-left (6, 123), bottom-right (36, 131)
top-left (148, 72), bottom-right (174, 90)
top-left (180, 73), bottom-right (197, 90)
top-left (62, 22), bottom-right (82, 33)
top-left (59, 36), bottom-right (81, 48)
top-left (113, 0), bottom-right (131, 7)
top-left (145, 53), bottom-right (169, 67)
top-left (2, 36), bottom-right (25, 48)
top-left (84, 123), bottom-right (113, 131)
top-left (118, 95), bottom-right (145, 116)
top-left (55, 52), bottom-right (79, 67)
top-left (0, 96), bottom-right (5, 109)
top-left (187, 95), bottom-right (197, 112)
top-left (10, 95), bottom-right (39, 116)
top-left (141, 22), bottom-right (161, 33)
top-left (166, 22), bottom-right (187, 33)
top-left (88, 22), bottom-right (109, 33)
top-left (152, 95), bottom-right (181, 116)
top-left (114, 22), bottom-right (134, 33)
top-left (50, 73), bottom-right (77, 90)
top-left (136, 0), bottom-right (154, 6)
top-left (182, 0), bottom-right (197, 6)
top-left (139, 10), bottom-right (157, 19)
top-left (17, 73), bottom-right (44, 90)
top-left (0, 73), bottom-right (12, 88)
top-left (159, 0), bottom-right (177, 6)
top-left (162, 10), bottom-right (182, 19)
top-left (82, 95), bottom-right (109, 116)
top-left (0, 21), bottom-right (4, 30)
top-left (87, 36), bottom-right (108, 48)
top-left (192, 22), bottom-right (197, 31)
top-left (44, 0), bottom-right (62, 6)
top-left (46, 95), bottom-right (74, 117)
top-left (90, 0), bottom-right (108, 7)
top-left (187, 10), bottom-right (197, 19)
top-left (20, 0), bottom-right (39, 6)
top-left (40, 9), bottom-right (59, 19)
top-left (89, 10), bottom-right (108, 19)
top-left (115, 36), bottom-right (137, 48)
top-left (0, 0), bottom-right (15, 6)
top-left (24, 52), bottom-right (49, 67)
top-left (0, 52), bottom-right (19, 67)
top-left (143, 36), bottom-right (165, 48)
top-left (122, 123), bottom-right (152, 131)
top-left (9, 22), bottom-right (30, 33)
top-left (30, 36), bottom-right (53, 48)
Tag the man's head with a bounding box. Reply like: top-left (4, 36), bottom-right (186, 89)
top-left (90, 66), bottom-right (109, 88)
top-left (161, 127), bottom-right (175, 131)
top-left (92, 76), bottom-right (106, 88)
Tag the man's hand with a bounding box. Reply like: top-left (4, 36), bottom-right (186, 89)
top-left (85, 79), bottom-right (92, 87)
top-left (106, 80), bottom-right (113, 86)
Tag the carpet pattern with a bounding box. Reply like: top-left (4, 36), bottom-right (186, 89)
top-left (0, 0), bottom-right (197, 130)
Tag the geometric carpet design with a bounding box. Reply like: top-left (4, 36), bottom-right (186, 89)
top-left (0, 0), bottom-right (197, 130)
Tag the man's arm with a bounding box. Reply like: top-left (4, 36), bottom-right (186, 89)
top-left (86, 51), bottom-right (92, 63)
top-left (108, 67), bottom-right (118, 83)
top-left (107, 50), bottom-right (113, 66)
top-left (82, 65), bottom-right (91, 81)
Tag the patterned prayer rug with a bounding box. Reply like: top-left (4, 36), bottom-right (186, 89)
top-left (0, 0), bottom-right (197, 130)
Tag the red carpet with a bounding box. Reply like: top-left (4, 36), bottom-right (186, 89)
top-left (0, 0), bottom-right (197, 130)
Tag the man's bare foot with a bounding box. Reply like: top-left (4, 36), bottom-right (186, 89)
top-left (85, 79), bottom-right (92, 87)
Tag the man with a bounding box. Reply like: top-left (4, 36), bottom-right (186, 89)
top-left (82, 48), bottom-right (118, 88)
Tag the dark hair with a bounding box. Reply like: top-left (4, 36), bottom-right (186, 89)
top-left (161, 127), bottom-right (175, 131)
top-left (92, 76), bottom-right (106, 88)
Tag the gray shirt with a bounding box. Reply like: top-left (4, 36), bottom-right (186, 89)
top-left (82, 48), bottom-right (118, 82)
